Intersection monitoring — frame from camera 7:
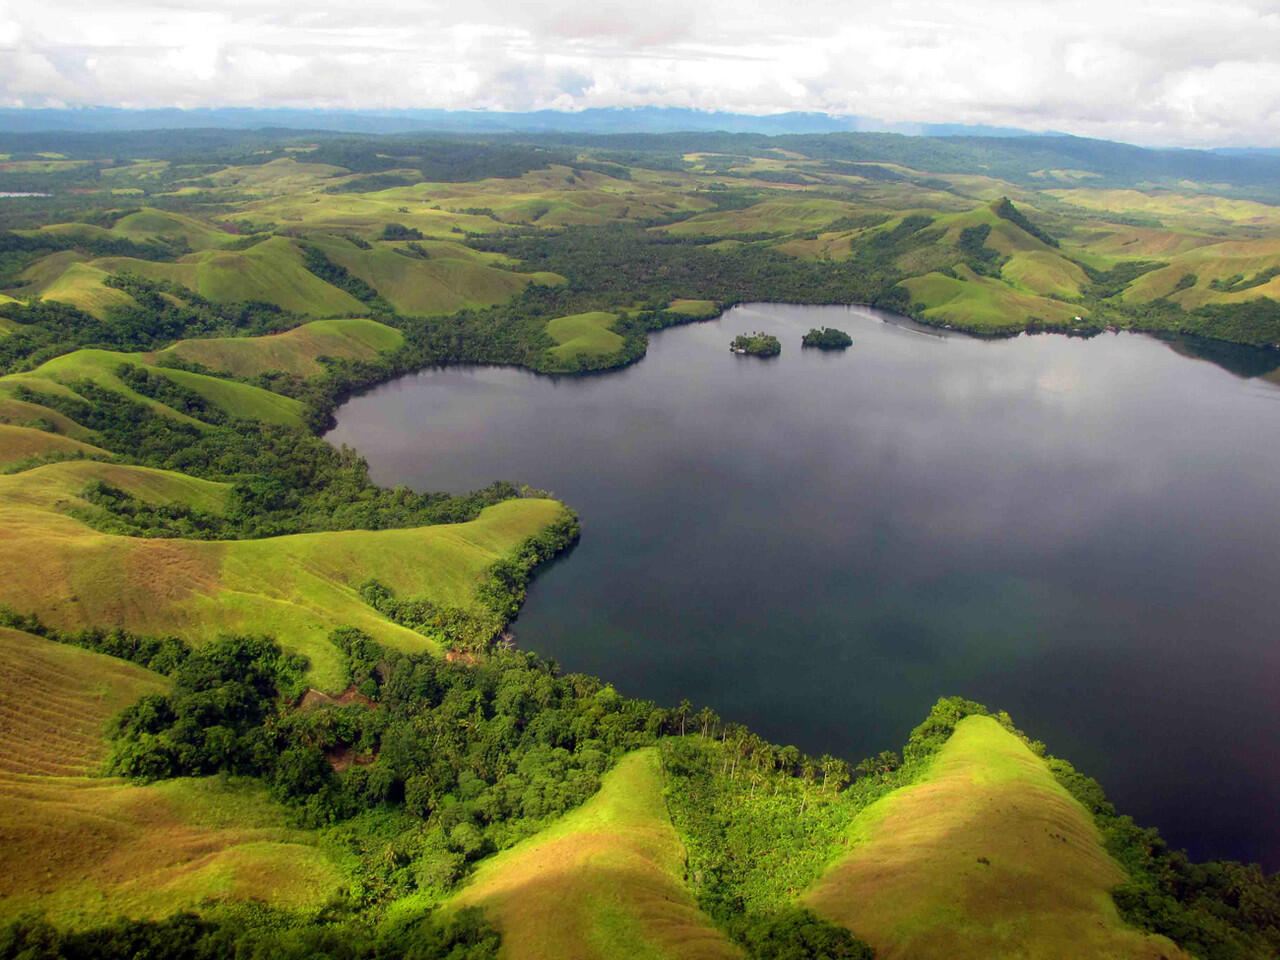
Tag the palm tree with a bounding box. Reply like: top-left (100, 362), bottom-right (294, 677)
top-left (696, 707), bottom-right (719, 739)
top-left (800, 758), bottom-right (818, 815)
top-left (822, 755), bottom-right (851, 793)
top-left (676, 698), bottom-right (692, 737)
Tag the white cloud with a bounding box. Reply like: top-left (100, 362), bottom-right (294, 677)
top-left (2, 0), bottom-right (1280, 145)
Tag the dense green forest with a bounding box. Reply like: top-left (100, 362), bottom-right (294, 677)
top-left (801, 327), bottom-right (853, 349)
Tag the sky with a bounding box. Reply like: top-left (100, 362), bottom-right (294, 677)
top-left (3, 0), bottom-right (1280, 147)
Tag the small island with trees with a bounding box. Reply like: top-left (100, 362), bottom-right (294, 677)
top-left (730, 331), bottom-right (782, 356)
top-left (802, 327), bottom-right (853, 350)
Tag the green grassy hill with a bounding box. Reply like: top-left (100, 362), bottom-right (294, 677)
top-left (23, 262), bottom-right (137, 320)
top-left (903, 268), bottom-right (1086, 334)
top-left (1121, 238), bottom-right (1280, 308)
top-left (0, 459), bottom-right (230, 514)
top-left (146, 317), bottom-right (403, 378)
top-left (0, 479), bottom-right (569, 689)
top-left (193, 237), bottom-right (366, 313)
top-left (667, 299), bottom-right (721, 319)
top-left (450, 748), bottom-right (742, 960)
top-left (11, 239), bottom-right (367, 319)
top-left (0, 348), bottom-right (306, 427)
top-left (309, 236), bottom-right (559, 315)
top-left (89, 237), bottom-right (367, 316)
top-left (0, 627), bottom-right (343, 928)
top-left (1001, 250), bottom-right (1088, 298)
top-left (420, 164), bottom-right (708, 228)
top-left (241, 191), bottom-right (506, 239)
top-left (1047, 188), bottom-right (1280, 230)
top-left (203, 157), bottom-right (350, 196)
top-left (803, 716), bottom-right (1190, 960)
top-left (0, 423), bottom-right (108, 467)
top-left (546, 312), bottom-right (624, 366)
top-left (110, 208), bottom-right (239, 251)
top-left (0, 395), bottom-right (97, 439)
top-left (660, 198), bottom-right (863, 238)
top-left (6, 250), bottom-right (90, 296)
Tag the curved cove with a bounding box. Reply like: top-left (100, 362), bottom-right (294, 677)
top-left (328, 303), bottom-right (1280, 868)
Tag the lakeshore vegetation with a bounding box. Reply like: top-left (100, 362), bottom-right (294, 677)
top-left (0, 127), bottom-right (1278, 959)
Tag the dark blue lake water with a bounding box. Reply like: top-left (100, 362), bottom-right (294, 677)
top-left (328, 304), bottom-right (1280, 868)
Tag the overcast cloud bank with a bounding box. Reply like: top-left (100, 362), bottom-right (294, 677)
top-left (3, 0), bottom-right (1279, 147)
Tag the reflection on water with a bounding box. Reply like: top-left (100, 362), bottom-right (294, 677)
top-left (329, 304), bottom-right (1280, 869)
top-left (1153, 331), bottom-right (1280, 379)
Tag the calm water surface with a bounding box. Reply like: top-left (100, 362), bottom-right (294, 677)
top-left (328, 304), bottom-right (1280, 867)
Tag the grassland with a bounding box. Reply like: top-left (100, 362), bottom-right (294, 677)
top-left (187, 237), bottom-right (365, 315)
top-left (98, 161), bottom-right (169, 182)
top-left (1120, 238), bottom-right (1280, 308)
top-left (0, 480), bottom-right (569, 690)
top-left (0, 627), bottom-right (343, 927)
top-left (7, 249), bottom-right (89, 295)
top-left (31, 262), bottom-right (138, 320)
top-left (19, 230), bottom-right (563, 319)
top-left (29, 207), bottom-right (238, 252)
top-left (1048, 188), bottom-right (1280, 230)
top-left (109, 208), bottom-right (239, 251)
top-left (11, 237), bottom-right (367, 319)
top-left (0, 459), bottom-right (230, 514)
top-left (803, 716), bottom-right (1190, 960)
top-left (0, 423), bottom-right (108, 467)
top-left (546, 312), bottom-right (624, 366)
top-left (0, 395), bottom-right (98, 438)
top-left (242, 191), bottom-right (507, 238)
top-left (146, 317), bottom-right (403, 378)
top-left (667, 299), bottom-right (721, 319)
top-left (0, 348), bottom-right (307, 426)
top-left (308, 235), bottom-right (561, 315)
top-left (414, 165), bottom-right (710, 228)
top-left (660, 198), bottom-right (864, 238)
top-left (203, 157), bottom-right (351, 196)
top-left (450, 748), bottom-right (741, 960)
top-left (1001, 251), bottom-right (1088, 298)
top-left (903, 268), bottom-right (1086, 333)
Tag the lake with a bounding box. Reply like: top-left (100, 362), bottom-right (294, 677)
top-left (328, 303), bottom-right (1280, 868)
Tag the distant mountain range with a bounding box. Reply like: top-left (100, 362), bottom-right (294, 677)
top-left (0, 105), bottom-right (1051, 139)
top-left (3, 107), bottom-right (1279, 200)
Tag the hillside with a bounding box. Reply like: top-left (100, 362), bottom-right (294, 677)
top-left (451, 748), bottom-right (741, 960)
top-left (0, 471), bottom-right (568, 689)
top-left (145, 317), bottom-right (404, 378)
top-left (545, 311), bottom-right (624, 367)
top-left (307, 235), bottom-right (564, 316)
top-left (804, 716), bottom-right (1190, 960)
top-left (0, 628), bottom-right (342, 927)
top-left (0, 422), bottom-right (107, 467)
top-left (1, 348), bottom-right (307, 426)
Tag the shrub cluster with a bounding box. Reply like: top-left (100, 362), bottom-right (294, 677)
top-left (0, 905), bottom-right (500, 960)
top-left (800, 327), bottom-right (853, 349)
